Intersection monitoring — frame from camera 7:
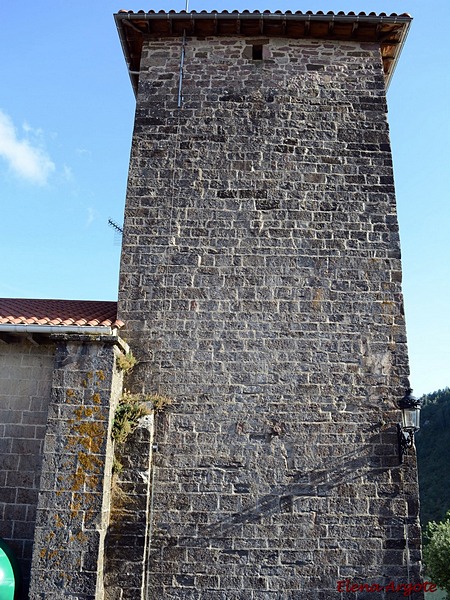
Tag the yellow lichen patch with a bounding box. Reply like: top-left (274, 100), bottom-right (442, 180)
top-left (64, 420), bottom-right (104, 453)
top-left (71, 466), bottom-right (85, 492)
top-left (72, 421), bottom-right (105, 453)
top-left (69, 530), bottom-right (88, 544)
top-left (54, 514), bottom-right (64, 528)
top-left (85, 474), bottom-right (100, 491)
top-left (74, 406), bottom-right (95, 420)
top-left (56, 366), bottom-right (111, 521)
top-left (70, 494), bottom-right (83, 518)
top-left (76, 530), bottom-right (88, 542)
top-left (85, 507), bottom-right (97, 525)
top-left (78, 451), bottom-right (102, 474)
top-left (40, 548), bottom-right (47, 559)
top-left (60, 398), bottom-right (108, 518)
top-left (66, 434), bottom-right (83, 450)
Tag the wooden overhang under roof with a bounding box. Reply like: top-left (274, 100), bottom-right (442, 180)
top-left (114, 10), bottom-right (412, 97)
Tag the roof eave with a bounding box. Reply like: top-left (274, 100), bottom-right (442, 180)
top-left (0, 323), bottom-right (115, 336)
top-left (114, 11), bottom-right (412, 97)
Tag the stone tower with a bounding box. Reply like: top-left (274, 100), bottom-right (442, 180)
top-left (115, 10), bottom-right (422, 599)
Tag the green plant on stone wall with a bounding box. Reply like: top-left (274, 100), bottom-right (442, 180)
top-left (146, 392), bottom-right (173, 413)
top-left (116, 350), bottom-right (138, 375)
top-left (112, 345), bottom-right (174, 474)
top-left (112, 390), bottom-right (150, 446)
top-left (112, 456), bottom-right (124, 475)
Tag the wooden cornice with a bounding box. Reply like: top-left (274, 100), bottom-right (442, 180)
top-left (114, 10), bottom-right (412, 96)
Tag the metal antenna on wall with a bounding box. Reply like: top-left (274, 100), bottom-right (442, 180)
top-left (108, 218), bottom-right (123, 246)
top-left (108, 218), bottom-right (123, 235)
top-left (177, 0), bottom-right (189, 108)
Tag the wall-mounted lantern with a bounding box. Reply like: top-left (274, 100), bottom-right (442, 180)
top-left (397, 389), bottom-right (422, 464)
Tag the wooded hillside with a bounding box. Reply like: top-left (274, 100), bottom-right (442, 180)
top-left (415, 388), bottom-right (450, 529)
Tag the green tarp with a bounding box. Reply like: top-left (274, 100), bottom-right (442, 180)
top-left (0, 539), bottom-right (19, 600)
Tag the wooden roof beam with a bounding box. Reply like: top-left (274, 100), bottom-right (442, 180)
top-left (304, 18), bottom-right (311, 36)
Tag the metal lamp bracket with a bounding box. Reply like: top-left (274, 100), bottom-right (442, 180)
top-left (397, 423), bottom-right (414, 464)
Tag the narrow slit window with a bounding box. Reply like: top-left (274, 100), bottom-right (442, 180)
top-left (252, 45), bottom-right (263, 60)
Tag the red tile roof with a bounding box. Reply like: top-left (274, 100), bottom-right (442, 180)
top-left (0, 298), bottom-right (123, 329)
top-left (117, 9), bottom-right (410, 16)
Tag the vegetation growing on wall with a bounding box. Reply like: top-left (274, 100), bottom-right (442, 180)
top-left (112, 391), bottom-right (173, 449)
top-left (147, 392), bottom-right (173, 413)
top-left (116, 350), bottom-right (138, 375)
top-left (112, 390), bottom-right (150, 446)
top-left (111, 351), bottom-right (173, 472)
top-left (423, 511), bottom-right (450, 598)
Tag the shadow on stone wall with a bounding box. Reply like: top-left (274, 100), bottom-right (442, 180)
top-left (104, 415), bottom-right (154, 600)
top-left (104, 424), bottom-right (422, 598)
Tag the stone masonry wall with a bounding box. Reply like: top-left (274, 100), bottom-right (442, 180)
top-left (0, 342), bottom-right (54, 596)
top-left (118, 37), bottom-right (422, 598)
top-left (28, 336), bottom-right (124, 600)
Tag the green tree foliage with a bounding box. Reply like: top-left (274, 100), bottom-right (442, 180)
top-left (423, 511), bottom-right (450, 598)
top-left (415, 388), bottom-right (450, 528)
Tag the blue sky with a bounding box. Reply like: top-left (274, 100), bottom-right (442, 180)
top-left (0, 0), bottom-right (448, 397)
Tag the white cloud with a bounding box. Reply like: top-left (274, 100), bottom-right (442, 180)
top-left (62, 164), bottom-right (74, 182)
top-left (22, 121), bottom-right (43, 138)
top-left (86, 207), bottom-right (96, 227)
top-left (0, 109), bottom-right (55, 185)
top-left (76, 147), bottom-right (91, 157)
